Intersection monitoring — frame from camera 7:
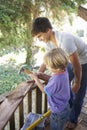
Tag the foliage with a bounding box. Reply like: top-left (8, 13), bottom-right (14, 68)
top-left (0, 0), bottom-right (33, 64)
top-left (0, 0), bottom-right (87, 62)
top-left (0, 47), bottom-right (37, 95)
top-left (31, 0), bottom-right (87, 23)
top-left (0, 64), bottom-right (31, 95)
top-left (0, 1), bottom-right (30, 46)
top-left (0, 0), bottom-right (87, 34)
top-left (0, 0), bottom-right (87, 94)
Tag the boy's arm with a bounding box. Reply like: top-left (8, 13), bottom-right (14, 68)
top-left (69, 51), bottom-right (82, 93)
top-left (35, 77), bottom-right (45, 93)
top-left (37, 73), bottom-right (51, 83)
top-left (29, 73), bottom-right (45, 93)
top-left (38, 63), bottom-right (46, 72)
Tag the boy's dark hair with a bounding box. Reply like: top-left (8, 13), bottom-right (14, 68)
top-left (31, 17), bottom-right (52, 36)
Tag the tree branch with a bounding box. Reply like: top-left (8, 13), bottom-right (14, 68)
top-left (78, 6), bottom-right (87, 21)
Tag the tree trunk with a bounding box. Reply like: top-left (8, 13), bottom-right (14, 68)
top-left (78, 6), bottom-right (87, 21)
top-left (25, 20), bottom-right (33, 65)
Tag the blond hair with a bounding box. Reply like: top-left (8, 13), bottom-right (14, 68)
top-left (44, 48), bottom-right (68, 70)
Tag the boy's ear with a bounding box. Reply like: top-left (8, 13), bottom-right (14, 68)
top-left (46, 29), bottom-right (52, 35)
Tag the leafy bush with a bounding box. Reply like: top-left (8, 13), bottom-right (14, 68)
top-left (0, 64), bottom-right (31, 95)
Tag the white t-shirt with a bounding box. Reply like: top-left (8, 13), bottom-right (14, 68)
top-left (46, 30), bottom-right (87, 65)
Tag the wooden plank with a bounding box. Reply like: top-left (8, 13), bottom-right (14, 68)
top-left (27, 91), bottom-right (32, 113)
top-left (9, 113), bottom-right (15, 130)
top-left (46, 123), bottom-right (87, 130)
top-left (81, 107), bottom-right (87, 114)
top-left (19, 101), bottom-right (24, 129)
top-left (0, 98), bottom-right (21, 130)
top-left (36, 87), bottom-right (42, 113)
top-left (0, 73), bottom-right (49, 130)
top-left (44, 94), bottom-right (47, 113)
top-left (0, 95), bottom-right (6, 104)
top-left (45, 124), bottom-right (50, 130)
top-left (0, 82), bottom-right (34, 130)
top-left (80, 112), bottom-right (87, 123)
top-left (65, 124), bottom-right (87, 130)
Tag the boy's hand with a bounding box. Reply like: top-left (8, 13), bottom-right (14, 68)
top-left (29, 73), bottom-right (38, 82)
top-left (72, 82), bottom-right (80, 93)
top-left (36, 72), bottom-right (51, 82)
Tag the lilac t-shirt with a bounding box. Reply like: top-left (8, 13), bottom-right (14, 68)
top-left (44, 70), bottom-right (70, 113)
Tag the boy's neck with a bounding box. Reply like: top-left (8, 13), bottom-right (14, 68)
top-left (52, 69), bottom-right (66, 75)
top-left (50, 31), bottom-right (58, 47)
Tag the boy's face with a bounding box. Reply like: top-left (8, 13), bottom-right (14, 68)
top-left (46, 66), bottom-right (58, 74)
top-left (36, 29), bottom-right (51, 43)
top-left (49, 68), bottom-right (56, 73)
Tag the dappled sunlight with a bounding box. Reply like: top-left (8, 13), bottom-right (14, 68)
top-left (34, 50), bottom-right (44, 66)
top-left (33, 39), bottom-right (46, 66)
top-left (0, 51), bottom-right (26, 66)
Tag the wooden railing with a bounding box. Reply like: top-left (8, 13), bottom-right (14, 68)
top-left (0, 73), bottom-right (50, 130)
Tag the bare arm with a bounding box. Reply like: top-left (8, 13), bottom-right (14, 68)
top-left (38, 63), bottom-right (46, 72)
top-left (69, 51), bottom-right (82, 93)
top-left (29, 73), bottom-right (45, 93)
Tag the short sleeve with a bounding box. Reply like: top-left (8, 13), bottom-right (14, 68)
top-left (44, 77), bottom-right (60, 96)
top-left (46, 42), bottom-right (56, 52)
top-left (62, 35), bottom-right (77, 56)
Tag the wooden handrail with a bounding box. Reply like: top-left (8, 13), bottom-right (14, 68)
top-left (0, 82), bottom-right (34, 130)
top-left (0, 73), bottom-right (50, 130)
